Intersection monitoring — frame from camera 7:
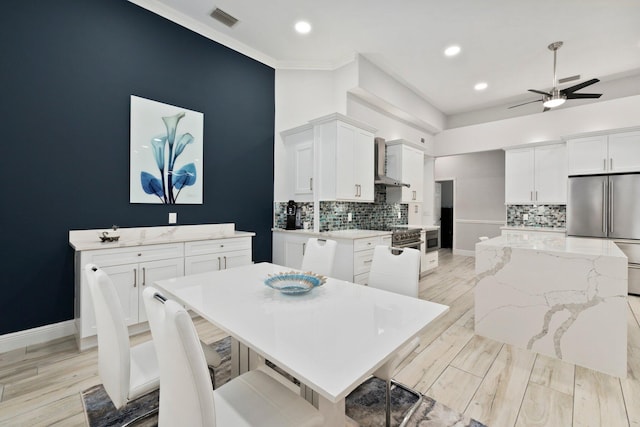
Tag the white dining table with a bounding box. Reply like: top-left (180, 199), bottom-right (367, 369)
top-left (154, 262), bottom-right (449, 426)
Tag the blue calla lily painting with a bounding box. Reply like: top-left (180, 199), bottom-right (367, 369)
top-left (130, 96), bottom-right (203, 204)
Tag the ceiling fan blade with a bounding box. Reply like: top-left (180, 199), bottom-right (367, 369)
top-left (528, 89), bottom-right (552, 96)
top-left (565, 92), bottom-right (602, 99)
top-left (562, 78), bottom-right (600, 94)
top-left (508, 99), bottom-right (543, 109)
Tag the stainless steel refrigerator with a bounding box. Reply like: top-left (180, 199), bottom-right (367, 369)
top-left (567, 173), bottom-right (640, 294)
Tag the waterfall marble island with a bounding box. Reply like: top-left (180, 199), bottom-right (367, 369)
top-left (475, 231), bottom-right (628, 377)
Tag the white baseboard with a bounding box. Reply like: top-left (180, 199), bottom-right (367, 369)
top-left (0, 320), bottom-right (76, 353)
top-left (453, 249), bottom-right (476, 257)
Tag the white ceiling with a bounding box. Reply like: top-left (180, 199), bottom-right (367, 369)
top-left (152, 0), bottom-right (640, 115)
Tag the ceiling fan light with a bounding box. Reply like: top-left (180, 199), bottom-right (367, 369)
top-left (543, 97), bottom-right (566, 108)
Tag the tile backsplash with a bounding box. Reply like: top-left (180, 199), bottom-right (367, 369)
top-left (506, 204), bottom-right (566, 228)
top-left (274, 201), bottom-right (314, 229)
top-left (274, 186), bottom-right (408, 231)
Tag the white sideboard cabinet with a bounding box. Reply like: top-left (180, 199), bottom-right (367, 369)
top-left (70, 224), bottom-right (254, 350)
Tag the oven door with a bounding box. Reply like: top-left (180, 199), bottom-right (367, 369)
top-left (393, 241), bottom-right (423, 251)
top-left (425, 230), bottom-right (439, 253)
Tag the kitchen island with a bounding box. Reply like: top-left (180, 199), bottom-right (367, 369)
top-left (475, 231), bottom-right (628, 377)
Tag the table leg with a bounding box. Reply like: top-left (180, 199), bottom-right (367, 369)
top-left (299, 385), bottom-right (352, 426)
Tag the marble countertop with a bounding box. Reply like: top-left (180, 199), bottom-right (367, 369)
top-left (479, 231), bottom-right (626, 258)
top-left (70, 223), bottom-right (255, 251)
top-left (272, 228), bottom-right (392, 240)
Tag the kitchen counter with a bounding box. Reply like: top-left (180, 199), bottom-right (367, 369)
top-left (475, 231), bottom-right (627, 377)
top-left (271, 228), bottom-right (392, 240)
top-left (70, 223), bottom-right (255, 251)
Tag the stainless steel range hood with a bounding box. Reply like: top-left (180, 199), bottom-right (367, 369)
top-left (374, 137), bottom-right (410, 187)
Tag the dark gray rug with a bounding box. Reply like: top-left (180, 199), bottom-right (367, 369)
top-left (82, 337), bottom-right (487, 427)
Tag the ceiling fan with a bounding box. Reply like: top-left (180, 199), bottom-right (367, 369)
top-left (509, 41), bottom-right (602, 112)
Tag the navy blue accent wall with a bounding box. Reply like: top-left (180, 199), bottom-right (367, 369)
top-left (0, 1), bottom-right (274, 335)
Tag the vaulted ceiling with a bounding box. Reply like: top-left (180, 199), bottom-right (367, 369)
top-left (148, 0), bottom-right (640, 117)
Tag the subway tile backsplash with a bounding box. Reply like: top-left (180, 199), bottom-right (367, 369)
top-left (274, 186), bottom-right (408, 231)
top-left (506, 204), bottom-right (566, 228)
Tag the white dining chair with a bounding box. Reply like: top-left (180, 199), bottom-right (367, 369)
top-left (367, 245), bottom-right (423, 427)
top-left (84, 264), bottom-right (222, 418)
top-left (300, 238), bottom-right (337, 277)
top-left (142, 286), bottom-right (324, 427)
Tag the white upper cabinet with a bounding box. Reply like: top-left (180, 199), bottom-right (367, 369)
top-left (567, 131), bottom-right (640, 175)
top-left (608, 131), bottom-right (640, 173)
top-left (313, 114), bottom-right (376, 202)
top-left (282, 124), bottom-right (314, 201)
top-left (385, 141), bottom-right (424, 203)
top-left (505, 143), bottom-right (567, 204)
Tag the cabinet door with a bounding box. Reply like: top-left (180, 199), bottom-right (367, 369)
top-left (102, 264), bottom-right (139, 327)
top-left (534, 144), bottom-right (567, 203)
top-left (354, 128), bottom-right (374, 201)
top-left (284, 239), bottom-right (306, 270)
top-left (221, 250), bottom-right (252, 269)
top-left (185, 254), bottom-right (223, 275)
top-left (335, 122), bottom-right (358, 200)
top-left (294, 141), bottom-right (314, 194)
top-left (505, 148), bottom-right (535, 203)
top-left (138, 258), bottom-right (184, 323)
top-left (405, 146), bottom-right (424, 202)
top-left (567, 136), bottom-right (608, 175)
top-left (609, 131), bottom-right (640, 173)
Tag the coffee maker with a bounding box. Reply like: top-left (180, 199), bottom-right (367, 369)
top-left (285, 200), bottom-right (298, 230)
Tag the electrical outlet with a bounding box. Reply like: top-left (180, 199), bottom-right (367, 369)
top-left (347, 212), bottom-right (352, 222)
top-left (523, 214), bottom-right (529, 221)
top-left (169, 212), bottom-right (177, 224)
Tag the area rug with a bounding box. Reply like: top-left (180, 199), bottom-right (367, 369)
top-left (82, 337), bottom-right (487, 427)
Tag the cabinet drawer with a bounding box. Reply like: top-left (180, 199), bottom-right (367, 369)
top-left (185, 238), bottom-right (251, 256)
top-left (87, 243), bottom-right (184, 266)
top-left (353, 272), bottom-right (369, 285)
top-left (354, 249), bottom-right (375, 275)
top-left (354, 237), bottom-right (382, 252)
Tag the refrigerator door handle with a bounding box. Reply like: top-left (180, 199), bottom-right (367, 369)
top-left (610, 180), bottom-right (614, 233)
top-left (602, 181), bottom-right (607, 233)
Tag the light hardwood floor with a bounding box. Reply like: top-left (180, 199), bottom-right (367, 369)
top-left (1, 250), bottom-right (638, 426)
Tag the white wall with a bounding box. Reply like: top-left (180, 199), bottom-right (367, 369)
top-left (435, 151), bottom-right (505, 255)
top-left (346, 96), bottom-right (434, 152)
top-left (435, 95), bottom-right (640, 156)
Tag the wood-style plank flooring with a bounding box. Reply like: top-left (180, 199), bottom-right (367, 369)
top-left (1, 250), bottom-right (638, 426)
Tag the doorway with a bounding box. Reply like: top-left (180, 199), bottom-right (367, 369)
top-left (435, 180), bottom-right (454, 249)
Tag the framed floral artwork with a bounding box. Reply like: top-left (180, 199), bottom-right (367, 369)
top-left (130, 95), bottom-right (203, 204)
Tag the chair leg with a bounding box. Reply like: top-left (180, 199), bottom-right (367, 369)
top-left (390, 379), bottom-right (423, 427)
top-left (385, 378), bottom-right (391, 427)
top-left (121, 406), bottom-right (158, 427)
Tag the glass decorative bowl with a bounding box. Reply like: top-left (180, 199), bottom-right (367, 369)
top-left (264, 271), bottom-right (326, 295)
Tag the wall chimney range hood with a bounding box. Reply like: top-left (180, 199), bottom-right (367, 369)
top-left (374, 137), bottom-right (410, 187)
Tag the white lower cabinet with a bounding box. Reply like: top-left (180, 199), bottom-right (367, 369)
top-left (184, 238), bottom-right (252, 275)
top-left (272, 231), bottom-right (391, 283)
top-left (75, 237), bottom-right (252, 350)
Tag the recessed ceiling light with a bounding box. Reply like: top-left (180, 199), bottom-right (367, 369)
top-left (444, 45), bottom-right (461, 57)
top-left (474, 82), bottom-right (488, 91)
top-left (295, 21), bottom-right (311, 34)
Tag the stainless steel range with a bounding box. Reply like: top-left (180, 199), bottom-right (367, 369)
top-left (390, 228), bottom-right (422, 249)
